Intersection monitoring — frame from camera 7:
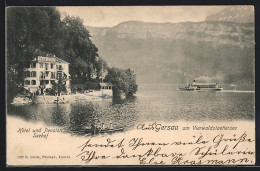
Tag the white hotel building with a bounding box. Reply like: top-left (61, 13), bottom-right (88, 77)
top-left (24, 54), bottom-right (70, 93)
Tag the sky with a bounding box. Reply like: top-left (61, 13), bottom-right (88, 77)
top-left (57, 6), bottom-right (228, 27)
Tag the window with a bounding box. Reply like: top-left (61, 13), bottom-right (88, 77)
top-left (40, 80), bottom-right (44, 85)
top-left (57, 71), bottom-right (62, 79)
top-left (40, 63), bottom-right (43, 68)
top-left (26, 71), bottom-right (30, 77)
top-left (40, 72), bottom-right (45, 79)
top-left (31, 62), bottom-right (36, 68)
top-left (31, 80), bottom-right (36, 85)
top-left (51, 72), bottom-right (55, 79)
top-left (45, 63), bottom-right (49, 70)
top-left (31, 71), bottom-right (36, 77)
top-left (51, 63), bottom-right (53, 69)
top-left (24, 80), bottom-right (30, 85)
top-left (45, 71), bottom-right (49, 77)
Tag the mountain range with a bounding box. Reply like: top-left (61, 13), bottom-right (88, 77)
top-left (86, 6), bottom-right (255, 84)
top-left (206, 6), bottom-right (254, 23)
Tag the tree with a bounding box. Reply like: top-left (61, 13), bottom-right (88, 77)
top-left (104, 67), bottom-right (138, 98)
top-left (95, 57), bottom-right (108, 80)
top-left (52, 78), bottom-right (67, 95)
top-left (6, 7), bottom-right (103, 102)
top-left (61, 16), bottom-right (100, 83)
top-left (7, 7), bottom-right (62, 102)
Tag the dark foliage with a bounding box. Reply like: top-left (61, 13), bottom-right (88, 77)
top-left (104, 67), bottom-right (138, 99)
top-left (6, 7), bottom-right (107, 102)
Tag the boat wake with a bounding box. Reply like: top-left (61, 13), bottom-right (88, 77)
top-left (217, 90), bottom-right (255, 93)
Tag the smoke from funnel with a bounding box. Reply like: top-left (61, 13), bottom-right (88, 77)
top-left (194, 72), bottom-right (225, 83)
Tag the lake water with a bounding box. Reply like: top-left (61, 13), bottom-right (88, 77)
top-left (7, 84), bottom-right (255, 136)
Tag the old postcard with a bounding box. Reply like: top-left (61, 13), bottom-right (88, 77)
top-left (6, 6), bottom-right (255, 166)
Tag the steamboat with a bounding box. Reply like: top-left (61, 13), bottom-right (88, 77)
top-left (178, 80), bottom-right (223, 91)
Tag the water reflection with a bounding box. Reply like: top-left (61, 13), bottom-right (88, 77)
top-left (7, 87), bottom-right (255, 136)
top-left (67, 98), bottom-right (139, 135)
top-left (52, 104), bottom-right (70, 126)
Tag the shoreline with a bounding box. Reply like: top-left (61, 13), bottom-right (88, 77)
top-left (11, 90), bottom-right (113, 104)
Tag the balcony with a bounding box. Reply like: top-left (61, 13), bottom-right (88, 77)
top-left (40, 71), bottom-right (56, 80)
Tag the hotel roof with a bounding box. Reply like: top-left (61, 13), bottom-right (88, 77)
top-left (99, 82), bottom-right (112, 87)
top-left (36, 55), bottom-right (70, 64)
top-left (53, 56), bottom-right (70, 64)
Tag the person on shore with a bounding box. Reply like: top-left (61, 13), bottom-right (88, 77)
top-left (43, 91), bottom-right (46, 103)
top-left (109, 122), bottom-right (113, 130)
top-left (56, 96), bottom-right (59, 103)
top-left (29, 93), bottom-right (33, 100)
top-left (91, 123), bottom-right (97, 135)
